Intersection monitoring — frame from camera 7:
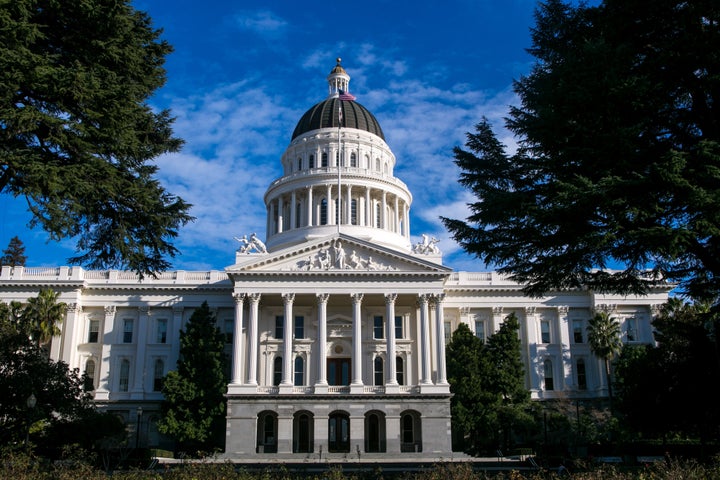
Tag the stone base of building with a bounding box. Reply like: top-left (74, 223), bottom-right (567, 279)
top-left (225, 394), bottom-right (452, 458)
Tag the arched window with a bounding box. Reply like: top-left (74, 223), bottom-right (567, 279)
top-left (153, 359), bottom-right (164, 391)
top-left (576, 358), bottom-right (587, 390)
top-left (322, 152), bottom-right (328, 167)
top-left (309, 154), bottom-right (315, 168)
top-left (119, 359), bottom-right (130, 392)
top-left (257, 412), bottom-right (278, 453)
top-left (85, 359), bottom-right (96, 391)
top-left (544, 359), bottom-right (554, 391)
top-left (320, 199), bottom-right (328, 225)
top-left (273, 356), bottom-right (283, 386)
top-left (350, 152), bottom-right (357, 167)
top-left (396, 356), bottom-right (404, 385)
top-left (401, 414), bottom-right (414, 444)
top-left (374, 356), bottom-right (384, 386)
top-left (294, 356), bottom-right (304, 386)
top-left (375, 158), bottom-right (381, 171)
top-left (400, 411), bottom-right (422, 452)
top-left (364, 154), bottom-right (370, 168)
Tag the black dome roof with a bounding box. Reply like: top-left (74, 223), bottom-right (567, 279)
top-left (291, 98), bottom-right (385, 141)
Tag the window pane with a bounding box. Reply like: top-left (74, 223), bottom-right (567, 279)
top-left (123, 320), bottom-right (133, 343)
top-left (374, 357), bottom-right (384, 386)
top-left (294, 356), bottom-right (304, 386)
top-left (273, 356), bottom-right (283, 386)
top-left (541, 321), bottom-right (550, 344)
top-left (373, 316), bottom-right (384, 339)
top-left (395, 316), bottom-right (403, 339)
top-left (88, 320), bottom-right (99, 343)
top-left (275, 315), bottom-right (284, 339)
top-left (157, 319), bottom-right (168, 344)
top-left (573, 320), bottom-right (584, 343)
top-left (295, 316), bottom-right (304, 339)
top-left (474, 320), bottom-right (484, 342)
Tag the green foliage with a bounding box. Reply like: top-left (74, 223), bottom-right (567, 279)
top-left (614, 299), bottom-right (720, 441)
top-left (442, 0), bottom-right (720, 301)
top-left (1, 236), bottom-right (27, 267)
top-left (158, 302), bottom-right (228, 455)
top-left (0, 0), bottom-right (194, 276)
top-left (446, 314), bottom-right (533, 454)
top-left (24, 288), bottom-right (67, 347)
top-left (587, 311), bottom-right (623, 409)
top-left (0, 293), bottom-right (94, 447)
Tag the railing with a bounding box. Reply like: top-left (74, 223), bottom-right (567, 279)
top-left (0, 266), bottom-right (230, 284)
top-left (242, 385), bottom-right (428, 395)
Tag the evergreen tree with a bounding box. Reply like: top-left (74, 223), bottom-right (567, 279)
top-left (446, 314), bottom-right (533, 454)
top-left (0, 236), bottom-right (27, 267)
top-left (0, 0), bottom-right (193, 276)
top-left (442, 0), bottom-right (720, 301)
top-left (158, 302), bottom-right (227, 455)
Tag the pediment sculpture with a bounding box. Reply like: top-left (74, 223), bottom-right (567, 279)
top-left (412, 234), bottom-right (441, 255)
top-left (291, 239), bottom-right (396, 271)
top-left (234, 233), bottom-right (268, 254)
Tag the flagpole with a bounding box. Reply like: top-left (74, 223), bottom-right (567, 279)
top-left (337, 97), bottom-right (342, 234)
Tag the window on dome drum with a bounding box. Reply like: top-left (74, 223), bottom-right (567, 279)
top-left (576, 358), bottom-right (587, 390)
top-left (309, 154), bottom-right (315, 168)
top-left (351, 199), bottom-right (358, 225)
top-left (153, 359), bottom-right (164, 391)
top-left (320, 199), bottom-right (328, 225)
top-left (119, 359), bottom-right (130, 392)
top-left (474, 319), bottom-right (485, 342)
top-left (88, 319), bottom-right (99, 343)
top-left (295, 203), bottom-right (302, 228)
top-left (395, 316), bottom-right (403, 339)
top-left (350, 152), bottom-right (357, 167)
top-left (123, 319), bottom-right (133, 343)
top-left (273, 356), bottom-right (283, 386)
top-left (573, 319), bottom-right (584, 343)
top-left (375, 203), bottom-right (381, 228)
top-left (335, 199), bottom-right (339, 224)
top-left (544, 359), bottom-right (554, 391)
top-left (297, 158), bottom-right (302, 171)
top-left (541, 320), bottom-right (551, 344)
top-left (373, 315), bottom-right (384, 339)
top-left (335, 152), bottom-right (340, 167)
top-left (156, 318), bottom-right (167, 344)
top-left (275, 316), bottom-right (283, 339)
top-left (374, 356), bottom-right (384, 386)
top-left (625, 317), bottom-right (637, 342)
top-left (322, 152), bottom-right (328, 167)
top-left (295, 316), bottom-right (304, 339)
top-left (375, 158), bottom-right (380, 171)
top-left (85, 359), bottom-right (96, 390)
top-left (396, 356), bottom-right (404, 385)
top-left (294, 356), bottom-right (304, 386)
top-left (224, 319), bottom-right (233, 344)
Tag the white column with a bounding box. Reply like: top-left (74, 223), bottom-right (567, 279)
top-left (394, 195), bottom-right (399, 233)
top-left (434, 294), bottom-right (448, 385)
top-left (365, 187), bottom-right (371, 226)
top-left (326, 184), bottom-right (333, 225)
top-left (419, 294), bottom-right (432, 384)
top-left (60, 303), bottom-right (81, 367)
top-left (281, 293), bottom-right (295, 386)
top-left (231, 294), bottom-right (245, 385)
top-left (247, 293), bottom-right (261, 386)
top-left (277, 196), bottom-right (284, 233)
top-left (269, 202), bottom-right (276, 236)
top-left (132, 306), bottom-right (150, 396)
top-left (94, 306), bottom-right (116, 400)
top-left (315, 293), bottom-right (329, 388)
top-left (351, 293), bottom-right (364, 388)
top-left (381, 191), bottom-right (387, 229)
top-left (558, 306), bottom-right (572, 390)
top-left (404, 203), bottom-right (410, 239)
top-left (169, 305), bottom-right (183, 368)
top-left (307, 186), bottom-right (313, 227)
top-left (385, 293), bottom-right (398, 386)
top-left (290, 191), bottom-right (297, 229)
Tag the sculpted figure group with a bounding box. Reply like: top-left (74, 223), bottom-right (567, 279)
top-left (412, 234), bottom-right (441, 255)
top-left (234, 233), bottom-right (268, 254)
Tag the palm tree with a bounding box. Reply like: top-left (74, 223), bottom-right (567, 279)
top-left (587, 310), bottom-right (623, 410)
top-left (24, 289), bottom-right (67, 349)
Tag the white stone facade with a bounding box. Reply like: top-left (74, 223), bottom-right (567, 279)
top-left (0, 60), bottom-right (671, 458)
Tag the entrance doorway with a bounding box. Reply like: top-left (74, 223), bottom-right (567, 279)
top-left (327, 358), bottom-right (351, 386)
top-left (328, 412), bottom-right (350, 452)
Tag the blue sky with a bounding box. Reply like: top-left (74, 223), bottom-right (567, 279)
top-left (1, 0), bottom-right (543, 272)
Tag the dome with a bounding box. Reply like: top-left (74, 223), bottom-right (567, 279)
top-left (291, 98), bottom-right (385, 141)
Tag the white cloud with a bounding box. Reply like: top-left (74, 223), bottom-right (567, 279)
top-left (234, 10), bottom-right (288, 37)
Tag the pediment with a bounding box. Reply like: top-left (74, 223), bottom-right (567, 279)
top-left (225, 234), bottom-right (451, 276)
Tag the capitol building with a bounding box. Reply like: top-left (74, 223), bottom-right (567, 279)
top-left (0, 60), bottom-right (670, 459)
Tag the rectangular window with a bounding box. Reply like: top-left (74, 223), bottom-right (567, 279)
top-left (541, 320), bottom-right (551, 344)
top-left (156, 318), bottom-right (167, 344)
top-left (577, 359), bottom-right (587, 390)
top-left (119, 359), bottom-right (130, 392)
top-left (153, 359), bottom-right (164, 391)
top-left (374, 357), bottom-right (384, 386)
top-left (394, 316), bottom-right (403, 339)
top-left (474, 319), bottom-right (485, 342)
top-left (626, 318), bottom-right (637, 342)
top-left (444, 321), bottom-right (452, 344)
top-left (123, 319), bottom-right (133, 343)
top-left (351, 199), bottom-right (358, 225)
top-left (275, 315), bottom-right (284, 339)
top-left (295, 316), bottom-right (305, 339)
top-left (88, 319), bottom-right (100, 343)
top-left (224, 319), bottom-right (234, 344)
top-left (572, 319), bottom-right (584, 343)
top-left (373, 316), bottom-right (384, 339)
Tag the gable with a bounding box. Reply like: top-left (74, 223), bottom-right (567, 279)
top-left (225, 234), bottom-right (451, 277)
